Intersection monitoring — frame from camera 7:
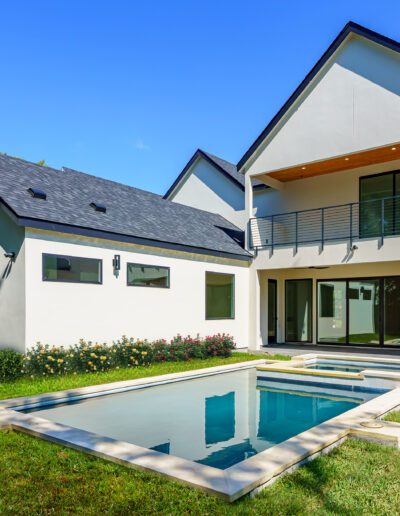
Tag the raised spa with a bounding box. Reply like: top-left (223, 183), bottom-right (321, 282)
top-left (304, 358), bottom-right (400, 374)
top-left (20, 367), bottom-right (383, 470)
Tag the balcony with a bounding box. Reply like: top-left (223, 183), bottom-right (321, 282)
top-left (249, 195), bottom-right (400, 252)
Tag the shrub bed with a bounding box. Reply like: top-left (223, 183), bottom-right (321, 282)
top-left (0, 349), bottom-right (24, 382)
top-left (21, 334), bottom-right (235, 378)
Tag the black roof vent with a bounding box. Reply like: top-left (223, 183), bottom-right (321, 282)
top-left (90, 202), bottom-right (107, 213)
top-left (28, 187), bottom-right (47, 200)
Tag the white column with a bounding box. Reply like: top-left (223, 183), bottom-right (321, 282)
top-left (248, 267), bottom-right (262, 351)
top-left (244, 173), bottom-right (253, 252)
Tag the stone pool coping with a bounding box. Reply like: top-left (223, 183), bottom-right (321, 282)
top-left (1, 357), bottom-right (400, 502)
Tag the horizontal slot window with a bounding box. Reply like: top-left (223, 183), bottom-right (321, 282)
top-left (206, 272), bottom-right (235, 319)
top-left (127, 263), bottom-right (170, 288)
top-left (43, 254), bottom-right (102, 284)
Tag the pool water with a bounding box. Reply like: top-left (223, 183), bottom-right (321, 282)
top-left (21, 368), bottom-right (378, 469)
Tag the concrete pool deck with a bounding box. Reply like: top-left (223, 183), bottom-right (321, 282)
top-left (1, 357), bottom-right (400, 502)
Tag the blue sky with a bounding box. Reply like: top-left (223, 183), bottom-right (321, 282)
top-left (1, 1), bottom-right (399, 194)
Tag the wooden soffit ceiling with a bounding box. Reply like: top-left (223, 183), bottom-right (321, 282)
top-left (263, 142), bottom-right (400, 183)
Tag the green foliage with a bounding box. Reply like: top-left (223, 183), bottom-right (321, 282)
top-left (384, 410), bottom-right (400, 423)
top-left (22, 334), bottom-right (236, 378)
top-left (36, 159), bottom-right (46, 166)
top-left (0, 349), bottom-right (23, 382)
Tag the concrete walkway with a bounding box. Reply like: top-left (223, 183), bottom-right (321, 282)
top-left (239, 344), bottom-right (400, 359)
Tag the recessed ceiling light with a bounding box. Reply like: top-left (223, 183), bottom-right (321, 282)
top-left (301, 166), bottom-right (306, 170)
top-left (392, 147), bottom-right (397, 151)
top-left (344, 157), bottom-right (350, 161)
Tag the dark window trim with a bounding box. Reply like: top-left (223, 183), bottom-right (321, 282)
top-left (205, 271), bottom-right (235, 320)
top-left (316, 276), bottom-right (400, 348)
top-left (42, 253), bottom-right (103, 284)
top-left (127, 262), bottom-right (170, 289)
top-left (284, 279), bottom-right (313, 344)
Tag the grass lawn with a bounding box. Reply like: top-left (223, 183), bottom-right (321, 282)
top-left (384, 410), bottom-right (400, 423)
top-left (1, 433), bottom-right (399, 515)
top-left (1, 352), bottom-right (288, 400)
top-left (1, 353), bottom-right (399, 515)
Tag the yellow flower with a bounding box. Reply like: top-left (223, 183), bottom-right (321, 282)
top-left (57, 359), bottom-right (64, 364)
top-left (47, 355), bottom-right (54, 361)
top-left (83, 347), bottom-right (88, 352)
top-left (100, 356), bottom-right (107, 361)
top-left (141, 351), bottom-right (147, 356)
top-left (88, 361), bottom-right (93, 366)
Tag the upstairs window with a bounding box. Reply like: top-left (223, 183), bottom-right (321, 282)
top-left (206, 272), bottom-right (235, 319)
top-left (127, 263), bottom-right (170, 288)
top-left (43, 254), bottom-right (102, 284)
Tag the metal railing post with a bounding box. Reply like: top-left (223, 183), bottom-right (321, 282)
top-left (321, 207), bottom-right (325, 251)
top-left (295, 211), bottom-right (298, 254)
top-left (349, 203), bottom-right (353, 247)
top-left (271, 215), bottom-right (274, 254)
top-left (381, 198), bottom-right (385, 246)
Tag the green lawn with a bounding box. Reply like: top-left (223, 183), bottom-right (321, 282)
top-left (1, 352), bottom-right (283, 400)
top-left (1, 353), bottom-right (399, 515)
top-left (384, 410), bottom-right (400, 423)
top-left (0, 433), bottom-right (399, 515)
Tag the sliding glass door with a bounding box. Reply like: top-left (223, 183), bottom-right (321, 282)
top-left (384, 277), bottom-right (400, 346)
top-left (285, 280), bottom-right (312, 342)
top-left (317, 281), bottom-right (346, 343)
top-left (348, 280), bottom-right (380, 345)
top-left (317, 277), bottom-right (400, 347)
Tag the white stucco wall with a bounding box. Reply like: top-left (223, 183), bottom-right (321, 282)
top-left (170, 158), bottom-right (270, 228)
top-left (24, 229), bottom-right (250, 350)
top-left (0, 209), bottom-right (26, 352)
top-left (246, 35), bottom-right (400, 176)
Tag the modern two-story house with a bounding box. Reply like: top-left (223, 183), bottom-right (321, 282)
top-left (1, 21), bottom-right (400, 353)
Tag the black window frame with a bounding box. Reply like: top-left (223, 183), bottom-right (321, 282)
top-left (42, 253), bottom-right (103, 285)
top-left (205, 271), bottom-right (235, 320)
top-left (126, 262), bottom-right (170, 289)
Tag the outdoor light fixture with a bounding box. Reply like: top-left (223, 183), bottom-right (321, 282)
top-left (4, 252), bottom-right (15, 259)
top-left (113, 255), bottom-right (121, 271)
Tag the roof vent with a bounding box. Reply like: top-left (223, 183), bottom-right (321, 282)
top-left (90, 202), bottom-right (107, 213)
top-left (28, 187), bottom-right (47, 200)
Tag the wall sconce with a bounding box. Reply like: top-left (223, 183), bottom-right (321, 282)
top-left (112, 255), bottom-right (121, 271)
top-left (4, 252), bottom-right (15, 260)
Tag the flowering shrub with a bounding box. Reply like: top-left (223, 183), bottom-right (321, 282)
top-left (21, 334), bottom-right (235, 378)
top-left (0, 349), bottom-right (23, 381)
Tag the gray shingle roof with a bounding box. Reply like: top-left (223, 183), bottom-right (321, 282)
top-left (0, 154), bottom-right (250, 259)
top-left (163, 148), bottom-right (265, 199)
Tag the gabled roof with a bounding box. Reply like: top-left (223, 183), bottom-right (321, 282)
top-left (0, 154), bottom-right (250, 260)
top-left (164, 149), bottom-right (265, 199)
top-left (237, 21), bottom-right (400, 172)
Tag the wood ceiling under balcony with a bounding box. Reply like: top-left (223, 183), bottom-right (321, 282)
top-left (262, 142), bottom-right (400, 183)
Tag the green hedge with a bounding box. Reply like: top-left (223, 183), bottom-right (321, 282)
top-left (0, 349), bottom-right (24, 382)
top-left (21, 334), bottom-right (236, 378)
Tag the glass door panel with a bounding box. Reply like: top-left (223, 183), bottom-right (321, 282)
top-left (384, 277), bottom-right (400, 346)
top-left (285, 280), bottom-right (312, 342)
top-left (268, 280), bottom-right (277, 344)
top-left (348, 280), bottom-right (380, 345)
top-left (317, 281), bottom-right (347, 343)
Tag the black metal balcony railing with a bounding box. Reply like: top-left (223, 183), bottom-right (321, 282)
top-left (249, 195), bottom-right (400, 251)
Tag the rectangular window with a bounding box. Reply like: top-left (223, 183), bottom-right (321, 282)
top-left (127, 263), bottom-right (170, 288)
top-left (43, 254), bottom-right (102, 284)
top-left (206, 272), bottom-right (235, 319)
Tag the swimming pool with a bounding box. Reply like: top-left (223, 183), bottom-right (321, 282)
top-left (19, 367), bottom-right (380, 469)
